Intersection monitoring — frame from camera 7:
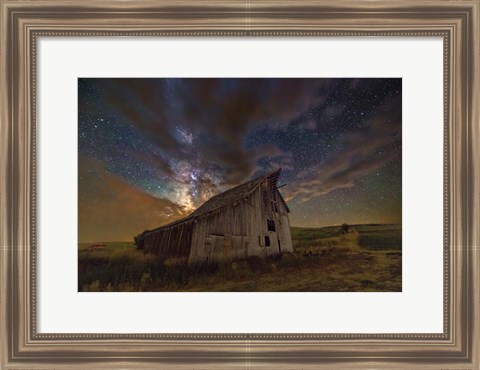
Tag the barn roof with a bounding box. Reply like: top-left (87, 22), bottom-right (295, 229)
top-left (142, 168), bottom-right (287, 235)
top-left (191, 168), bottom-right (282, 218)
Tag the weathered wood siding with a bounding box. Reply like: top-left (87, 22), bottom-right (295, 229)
top-left (243, 180), bottom-right (293, 259)
top-left (141, 219), bottom-right (194, 258)
top-left (188, 198), bottom-right (250, 263)
top-left (188, 179), bottom-right (293, 264)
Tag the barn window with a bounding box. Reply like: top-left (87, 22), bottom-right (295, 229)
top-left (267, 219), bottom-right (276, 232)
top-left (264, 236), bottom-right (271, 247)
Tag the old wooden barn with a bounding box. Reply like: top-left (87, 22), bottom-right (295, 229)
top-left (135, 169), bottom-right (293, 264)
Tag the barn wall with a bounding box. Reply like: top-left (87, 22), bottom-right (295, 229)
top-left (246, 182), bottom-right (293, 257)
top-left (142, 220), bottom-right (193, 259)
top-left (188, 199), bottom-right (250, 264)
top-left (275, 192), bottom-right (293, 253)
top-left (245, 184), bottom-right (277, 259)
top-left (188, 179), bottom-right (293, 264)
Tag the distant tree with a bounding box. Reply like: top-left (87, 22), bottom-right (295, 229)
top-left (341, 223), bottom-right (350, 234)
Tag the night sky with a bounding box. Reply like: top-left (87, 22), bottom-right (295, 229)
top-left (78, 78), bottom-right (401, 243)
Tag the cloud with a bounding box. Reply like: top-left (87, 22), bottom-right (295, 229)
top-left (129, 150), bottom-right (174, 177)
top-left (78, 158), bottom-right (188, 242)
top-left (95, 79), bottom-right (326, 207)
top-left (285, 96), bottom-right (401, 202)
top-left (298, 119), bottom-right (317, 131)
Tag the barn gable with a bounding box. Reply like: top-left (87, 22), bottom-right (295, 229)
top-left (191, 168), bottom-right (288, 217)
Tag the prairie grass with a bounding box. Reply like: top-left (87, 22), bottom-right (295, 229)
top-left (78, 224), bottom-right (401, 292)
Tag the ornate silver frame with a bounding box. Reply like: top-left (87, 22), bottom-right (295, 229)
top-left (1, 0), bottom-right (478, 368)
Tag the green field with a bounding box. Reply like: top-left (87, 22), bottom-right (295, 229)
top-left (78, 224), bottom-right (401, 292)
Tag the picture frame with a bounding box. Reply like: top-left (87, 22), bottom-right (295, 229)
top-left (1, 0), bottom-right (478, 368)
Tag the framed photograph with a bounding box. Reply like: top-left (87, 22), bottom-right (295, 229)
top-left (77, 77), bottom-right (402, 293)
top-left (1, 0), bottom-right (478, 368)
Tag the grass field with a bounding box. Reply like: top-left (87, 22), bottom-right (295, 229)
top-left (78, 224), bottom-right (401, 292)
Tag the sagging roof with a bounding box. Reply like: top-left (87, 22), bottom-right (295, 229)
top-left (191, 168), bottom-right (283, 218)
top-left (142, 168), bottom-right (287, 235)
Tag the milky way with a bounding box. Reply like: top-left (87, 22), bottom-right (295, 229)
top-left (78, 78), bottom-right (401, 242)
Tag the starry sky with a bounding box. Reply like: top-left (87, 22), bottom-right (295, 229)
top-left (78, 78), bottom-right (402, 243)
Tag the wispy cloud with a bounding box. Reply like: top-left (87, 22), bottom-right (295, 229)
top-left (97, 79), bottom-right (324, 206)
top-left (285, 96), bottom-right (401, 202)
